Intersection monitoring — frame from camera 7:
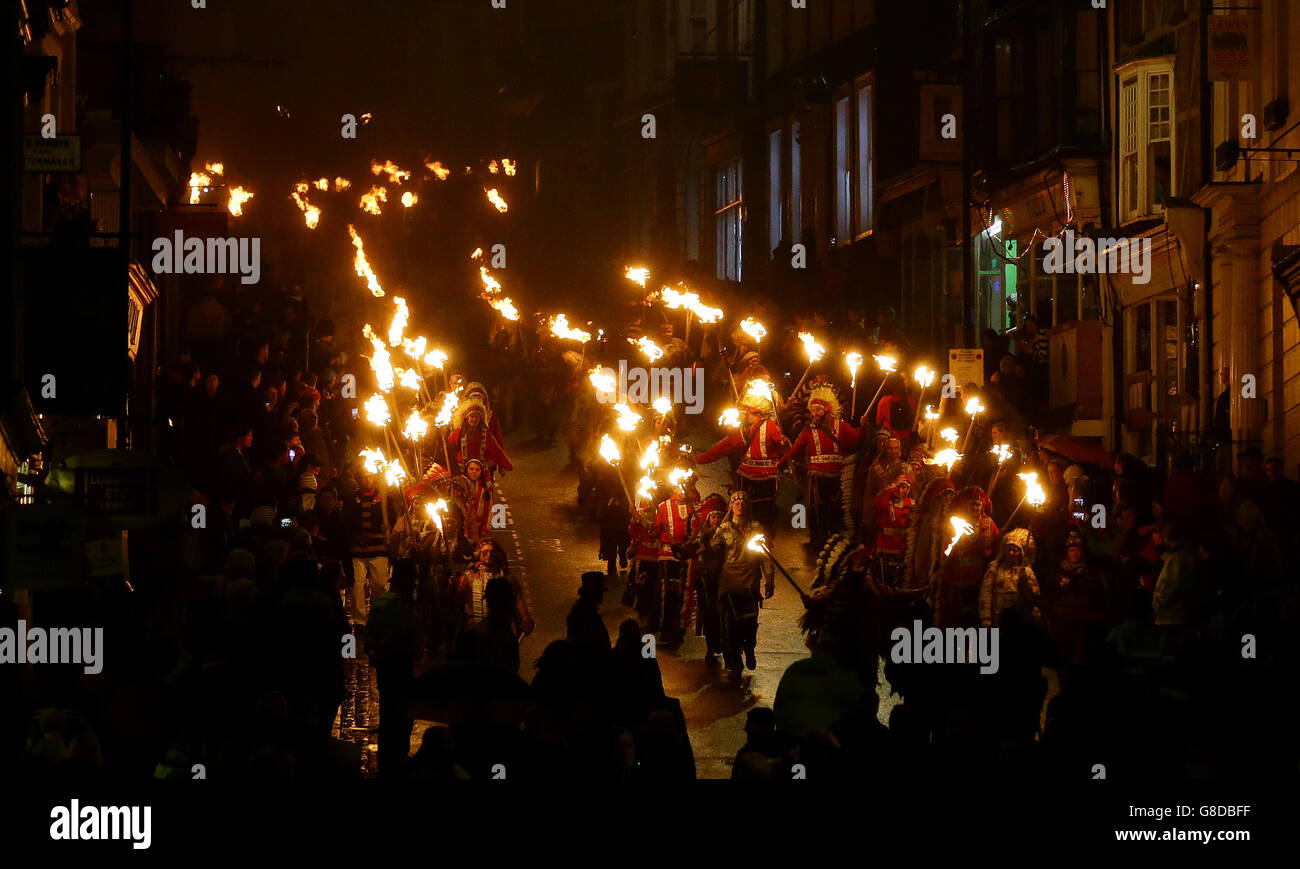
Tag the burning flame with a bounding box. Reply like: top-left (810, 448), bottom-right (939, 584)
top-left (625, 266), bottom-right (650, 288)
top-left (923, 405), bottom-right (939, 421)
top-left (799, 332), bottom-right (825, 363)
top-left (549, 314), bottom-right (591, 344)
top-left (635, 336), bottom-right (664, 362)
top-left (739, 318), bottom-right (767, 343)
top-left (471, 248), bottom-right (483, 260)
top-left (914, 366), bottom-right (937, 388)
top-left (360, 186), bottom-right (388, 215)
top-left (488, 297), bottom-right (519, 321)
top-left (347, 225), bottom-right (384, 297)
top-left (388, 297), bottom-right (409, 346)
top-left (613, 403), bottom-right (641, 432)
top-left (991, 443), bottom-right (1013, 463)
top-left (403, 408), bottom-right (429, 441)
top-left (652, 396), bottom-right (672, 415)
top-left (204, 162), bottom-right (224, 175)
top-left (384, 460), bottom-right (406, 488)
top-left (370, 352), bottom-right (395, 394)
top-left (435, 391), bottom-right (459, 427)
top-left (745, 379), bottom-right (775, 404)
top-left (640, 440), bottom-right (661, 470)
top-left (290, 191), bottom-right (320, 229)
top-left (659, 287), bottom-right (722, 322)
top-left (945, 516), bottom-right (975, 556)
top-left (599, 433), bottom-right (621, 466)
top-left (873, 354), bottom-right (898, 373)
top-left (401, 191), bottom-right (418, 208)
top-left (667, 467), bottom-right (692, 488)
top-left (295, 181), bottom-right (309, 194)
top-left (746, 534), bottom-right (767, 554)
top-left (486, 188), bottom-right (508, 212)
top-left (939, 427), bottom-right (959, 444)
top-left (718, 408), bottom-right (741, 428)
top-left (846, 352), bottom-right (864, 387)
top-left (371, 159), bottom-right (411, 184)
top-left (188, 172), bottom-right (211, 205)
top-left (397, 368), bottom-right (422, 393)
top-left (1018, 471), bottom-right (1046, 507)
top-left (589, 367), bottom-right (616, 395)
top-left (488, 160), bottom-right (500, 174)
top-left (425, 498), bottom-right (448, 532)
top-left (402, 336), bottom-right (428, 361)
top-left (965, 397), bottom-right (985, 416)
top-left (636, 475), bottom-right (656, 502)
top-left (423, 348), bottom-right (448, 370)
top-left (933, 448), bottom-right (960, 472)
top-left (334, 176), bottom-right (351, 191)
top-left (501, 158), bottom-right (517, 176)
top-left (314, 177), bottom-right (330, 191)
top-left (363, 394), bottom-right (391, 427)
top-left (358, 447), bottom-right (387, 475)
top-left (227, 187), bottom-right (253, 216)
top-left (478, 266), bottom-right (503, 295)
top-left (359, 112), bottom-right (372, 125)
top-left (426, 160), bottom-right (451, 181)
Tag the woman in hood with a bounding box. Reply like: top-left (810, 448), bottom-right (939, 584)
top-left (979, 527), bottom-right (1039, 627)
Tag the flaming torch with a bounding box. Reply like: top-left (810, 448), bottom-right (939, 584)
top-left (635, 336), bottom-right (664, 363)
top-left (988, 443), bottom-right (1013, 496)
top-left (961, 396), bottom-right (985, 453)
top-left (227, 187), bottom-right (253, 217)
top-left (746, 534), bottom-right (806, 598)
top-left (861, 354), bottom-right (899, 423)
top-left (1001, 471), bottom-right (1047, 528)
top-left (347, 225), bottom-right (384, 297)
top-left (425, 498), bottom-right (449, 533)
top-left (718, 407), bottom-right (742, 429)
top-left (792, 332), bottom-right (825, 396)
top-left (944, 516), bottom-right (975, 557)
top-left (613, 403), bottom-right (642, 433)
top-left (599, 433), bottom-right (635, 504)
top-left (486, 188), bottom-right (508, 213)
top-left (589, 366), bottom-right (617, 401)
top-left (625, 266), bottom-right (650, 289)
top-left (932, 448), bottom-right (961, 475)
top-left (549, 314), bottom-right (592, 344)
top-left (913, 365), bottom-right (937, 426)
top-left (426, 160), bottom-right (451, 181)
top-left (739, 317), bottom-right (767, 344)
top-left (845, 352), bottom-right (863, 417)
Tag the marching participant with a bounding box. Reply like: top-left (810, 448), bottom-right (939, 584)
top-left (938, 486), bottom-right (1000, 626)
top-left (707, 490), bottom-right (774, 678)
top-left (647, 472), bottom-right (699, 646)
top-left (778, 385), bottom-right (860, 554)
top-left (696, 383), bottom-right (790, 543)
top-left (453, 458), bottom-right (494, 545)
top-left (447, 393), bottom-right (513, 477)
top-left (872, 474), bottom-right (915, 585)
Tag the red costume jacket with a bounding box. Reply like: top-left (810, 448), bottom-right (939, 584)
top-left (696, 418), bottom-right (789, 481)
top-left (780, 420), bottom-right (861, 477)
top-left (943, 516), bottom-right (1000, 588)
top-left (448, 424), bottom-right (513, 472)
top-left (629, 506), bottom-right (664, 561)
top-left (873, 486), bottom-right (915, 554)
top-left (652, 494), bottom-right (697, 556)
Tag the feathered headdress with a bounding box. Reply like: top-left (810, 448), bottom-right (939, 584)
top-left (807, 384), bottom-right (841, 421)
top-left (451, 394), bottom-right (488, 430)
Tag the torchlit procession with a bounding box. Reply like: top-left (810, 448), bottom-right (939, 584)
top-left (4, 0), bottom-right (1300, 849)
